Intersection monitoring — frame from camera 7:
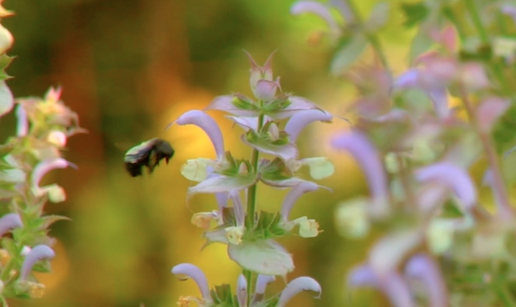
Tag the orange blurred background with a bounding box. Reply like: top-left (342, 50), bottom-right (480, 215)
top-left (0, 0), bottom-right (415, 306)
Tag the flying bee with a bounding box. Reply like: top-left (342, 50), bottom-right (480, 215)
top-left (124, 138), bottom-right (174, 177)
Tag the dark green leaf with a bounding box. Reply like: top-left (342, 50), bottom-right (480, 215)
top-left (401, 2), bottom-right (429, 28)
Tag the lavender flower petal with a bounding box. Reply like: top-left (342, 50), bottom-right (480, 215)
top-left (416, 162), bottom-right (477, 210)
top-left (280, 181), bottom-right (319, 222)
top-left (16, 104), bottom-right (28, 137)
top-left (255, 275), bottom-right (275, 294)
top-left (32, 158), bottom-right (70, 188)
top-left (329, 0), bottom-right (353, 21)
top-left (502, 5), bottom-right (516, 26)
top-left (21, 245), bottom-right (55, 280)
top-left (188, 174), bottom-right (258, 196)
top-left (331, 131), bottom-right (389, 215)
top-left (291, 1), bottom-right (340, 33)
top-left (237, 274), bottom-right (248, 307)
top-left (255, 79), bottom-right (279, 101)
top-left (405, 254), bottom-right (448, 307)
top-left (176, 110), bottom-right (225, 160)
top-left (206, 95), bottom-right (259, 117)
top-left (171, 263), bottom-right (212, 301)
top-left (277, 276), bottom-right (322, 307)
top-left (428, 89), bottom-right (450, 119)
top-left (270, 96), bottom-right (323, 120)
top-left (285, 109), bottom-right (332, 143)
top-left (0, 213), bottom-right (22, 237)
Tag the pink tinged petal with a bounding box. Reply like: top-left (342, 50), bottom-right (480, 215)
top-left (45, 87), bottom-right (62, 102)
top-left (229, 191), bottom-right (245, 227)
top-left (261, 177), bottom-right (308, 188)
top-left (171, 263), bottom-right (212, 301)
top-left (32, 158), bottom-right (70, 188)
top-left (502, 5), bottom-right (516, 25)
top-left (16, 105), bottom-right (28, 137)
top-left (416, 162), bottom-right (477, 210)
top-left (280, 181), bottom-right (319, 222)
top-left (440, 25), bottom-right (458, 52)
top-left (369, 231), bottom-right (421, 276)
top-left (0, 213), bottom-right (23, 237)
top-left (254, 79), bottom-right (279, 102)
top-left (206, 95), bottom-right (259, 117)
top-left (188, 175), bottom-right (258, 196)
top-left (405, 254), bottom-right (448, 307)
top-left (428, 89), bottom-right (450, 119)
top-left (477, 97), bottom-right (510, 133)
top-left (291, 1), bottom-right (340, 33)
top-left (227, 116), bottom-right (259, 132)
top-left (285, 109), bottom-right (333, 143)
top-left (237, 274), bottom-right (248, 307)
top-left (459, 63), bottom-right (490, 90)
top-left (277, 276), bottom-right (322, 307)
top-left (228, 240), bottom-right (294, 276)
top-left (331, 131), bottom-right (389, 215)
top-left (245, 51), bottom-right (276, 90)
top-left (347, 264), bottom-right (378, 287)
top-left (176, 110), bottom-right (225, 160)
top-left (21, 245), bottom-right (55, 280)
top-left (241, 134), bottom-right (298, 161)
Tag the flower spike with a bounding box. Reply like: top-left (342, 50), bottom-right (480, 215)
top-left (405, 254), bottom-right (448, 307)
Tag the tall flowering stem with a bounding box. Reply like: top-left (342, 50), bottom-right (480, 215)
top-left (246, 113), bottom-right (265, 229)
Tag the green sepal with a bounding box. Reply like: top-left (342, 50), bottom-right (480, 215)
top-left (30, 259), bottom-right (52, 273)
top-left (254, 295), bottom-right (280, 307)
top-left (29, 215), bottom-right (70, 232)
top-left (232, 94), bottom-right (259, 112)
top-left (262, 95), bottom-right (291, 115)
top-left (259, 158), bottom-right (292, 181)
top-left (0, 54), bottom-right (14, 80)
top-left (401, 1), bottom-right (429, 28)
top-left (210, 284), bottom-right (236, 306)
top-left (218, 152), bottom-right (253, 177)
top-left (244, 211), bottom-right (289, 241)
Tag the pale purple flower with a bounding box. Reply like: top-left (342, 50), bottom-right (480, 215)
top-left (285, 109), bottom-right (333, 143)
top-left (348, 265), bottom-right (415, 307)
top-left (272, 96), bottom-right (324, 120)
top-left (237, 274), bottom-right (248, 307)
top-left (369, 231), bottom-right (422, 276)
top-left (415, 162), bottom-right (477, 210)
top-left (246, 51), bottom-right (275, 92)
top-left (206, 94), bottom-right (259, 117)
top-left (394, 69), bottom-right (450, 119)
top-left (32, 158), bottom-right (72, 194)
top-left (16, 104), bottom-right (28, 137)
top-left (332, 131), bottom-right (389, 216)
top-left (280, 181), bottom-right (319, 222)
top-left (405, 254), bottom-right (448, 307)
top-left (171, 263), bottom-right (212, 305)
top-left (0, 213), bottom-right (23, 237)
top-left (229, 191), bottom-right (245, 228)
top-left (187, 174), bottom-right (258, 197)
top-left (21, 245), bottom-right (55, 280)
top-left (291, 1), bottom-right (341, 34)
top-left (175, 110), bottom-right (225, 161)
top-left (252, 275), bottom-right (276, 303)
top-left (277, 276), bottom-right (322, 307)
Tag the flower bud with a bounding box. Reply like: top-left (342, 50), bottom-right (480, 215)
top-left (47, 130), bottom-right (67, 147)
top-left (0, 24), bottom-right (13, 54)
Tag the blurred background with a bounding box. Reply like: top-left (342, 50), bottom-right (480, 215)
top-left (0, 0), bottom-right (415, 306)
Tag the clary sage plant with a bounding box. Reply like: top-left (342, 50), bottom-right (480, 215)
top-left (0, 2), bottom-right (83, 305)
top-left (292, 0), bottom-right (516, 306)
top-left (170, 52), bottom-right (335, 307)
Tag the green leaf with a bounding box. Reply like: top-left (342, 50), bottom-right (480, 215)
top-left (210, 284), bottom-right (235, 306)
top-left (1, 237), bottom-right (18, 256)
top-left (330, 34), bottom-right (368, 75)
top-left (0, 54), bottom-right (14, 80)
top-left (401, 2), bottom-right (429, 28)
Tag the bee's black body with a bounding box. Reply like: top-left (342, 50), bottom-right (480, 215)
top-left (124, 138), bottom-right (174, 177)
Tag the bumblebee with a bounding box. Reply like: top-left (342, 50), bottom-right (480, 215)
top-left (124, 138), bottom-right (174, 177)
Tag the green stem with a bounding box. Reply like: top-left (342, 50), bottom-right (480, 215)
top-left (342, 0), bottom-right (391, 71)
top-left (244, 113), bottom-right (264, 305)
top-left (245, 114), bottom-right (264, 229)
